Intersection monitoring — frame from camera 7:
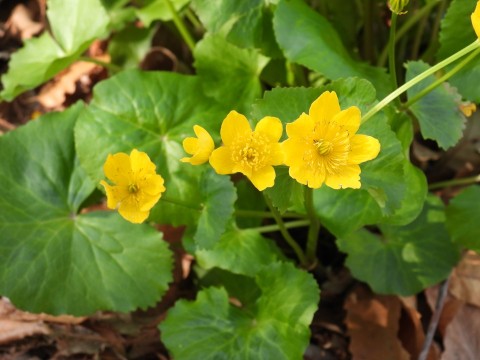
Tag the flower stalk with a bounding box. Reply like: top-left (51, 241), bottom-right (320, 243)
top-left (165, 0), bottom-right (196, 51)
top-left (404, 47), bottom-right (480, 108)
top-left (304, 187), bottom-right (320, 265)
top-left (264, 194), bottom-right (309, 267)
top-left (363, 39), bottom-right (480, 122)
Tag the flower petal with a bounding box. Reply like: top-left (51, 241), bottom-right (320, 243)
top-left (288, 163), bottom-right (310, 186)
top-left (332, 106), bottom-right (361, 137)
top-left (309, 91), bottom-right (341, 123)
top-left (130, 149), bottom-right (156, 177)
top-left (307, 168), bottom-right (326, 189)
top-left (182, 137), bottom-right (198, 155)
top-left (285, 113), bottom-right (314, 139)
top-left (209, 147), bottom-right (235, 174)
top-left (472, 1), bottom-right (480, 39)
top-left (142, 174), bottom-right (166, 196)
top-left (255, 116), bottom-right (283, 142)
top-left (348, 134), bottom-right (381, 164)
top-left (269, 143), bottom-right (285, 166)
top-left (249, 166), bottom-right (276, 191)
top-left (103, 152), bottom-right (132, 185)
top-left (325, 164), bottom-right (361, 189)
top-left (139, 192), bottom-right (162, 212)
top-left (220, 111), bottom-right (252, 146)
top-left (100, 181), bottom-right (129, 209)
top-left (118, 197), bottom-right (150, 224)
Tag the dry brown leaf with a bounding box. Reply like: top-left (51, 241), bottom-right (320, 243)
top-left (398, 300), bottom-right (440, 360)
top-left (450, 251), bottom-right (480, 308)
top-left (6, 4), bottom-right (43, 39)
top-left (36, 58), bottom-right (106, 109)
top-left (441, 304), bottom-right (480, 360)
top-left (0, 319), bottom-right (50, 345)
top-left (344, 285), bottom-right (410, 360)
top-left (0, 297), bottom-right (86, 325)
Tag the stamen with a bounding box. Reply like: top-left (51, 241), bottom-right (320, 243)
top-left (128, 183), bottom-right (138, 193)
top-left (314, 139), bottom-right (334, 155)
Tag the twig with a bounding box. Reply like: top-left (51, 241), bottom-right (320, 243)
top-left (418, 276), bottom-right (451, 360)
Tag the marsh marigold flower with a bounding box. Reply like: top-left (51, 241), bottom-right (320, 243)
top-left (100, 149), bottom-right (166, 224)
top-left (282, 91), bottom-right (380, 189)
top-left (209, 111), bottom-right (284, 191)
top-left (472, 1), bottom-right (480, 38)
top-left (180, 125), bottom-right (214, 165)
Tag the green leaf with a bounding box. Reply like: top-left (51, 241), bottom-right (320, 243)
top-left (47, 0), bottom-right (109, 53)
top-left (196, 228), bottom-right (284, 276)
top-left (406, 61), bottom-right (466, 150)
top-left (264, 167), bottom-right (305, 213)
top-left (108, 24), bottom-right (155, 69)
top-left (193, 0), bottom-right (263, 48)
top-left (379, 162), bottom-right (427, 226)
top-left (437, 0), bottom-right (480, 102)
top-left (389, 112), bottom-right (414, 158)
top-left (194, 34), bottom-right (268, 113)
top-left (446, 186), bottom-right (480, 253)
top-left (198, 268), bottom-right (261, 306)
top-left (194, 169), bottom-right (237, 249)
top-left (0, 105), bottom-right (173, 315)
top-left (192, 0), bottom-right (281, 56)
top-left (338, 196), bottom-right (461, 296)
top-left (314, 188), bottom-right (382, 237)
top-left (235, 179), bottom-right (266, 228)
top-left (74, 70), bottom-right (228, 226)
top-left (160, 262), bottom-right (319, 359)
top-left (1, 0), bottom-right (109, 100)
top-left (137, 0), bottom-right (190, 27)
top-left (273, 0), bottom-right (390, 97)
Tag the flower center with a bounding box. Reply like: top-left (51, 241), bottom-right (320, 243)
top-left (232, 134), bottom-right (269, 170)
top-left (314, 139), bottom-right (333, 155)
top-left (242, 147), bottom-right (259, 164)
top-left (128, 183), bottom-right (139, 193)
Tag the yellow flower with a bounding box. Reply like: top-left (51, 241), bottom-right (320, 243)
top-left (209, 111), bottom-right (284, 191)
top-left (282, 91), bottom-right (380, 189)
top-left (472, 1), bottom-right (480, 39)
top-left (100, 149), bottom-right (166, 224)
top-left (180, 125), bottom-right (214, 165)
top-left (459, 102), bottom-right (476, 117)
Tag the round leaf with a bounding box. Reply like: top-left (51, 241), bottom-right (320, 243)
top-left (196, 228), bottom-right (284, 276)
top-left (338, 196), bottom-right (461, 295)
top-left (160, 262), bottom-right (319, 359)
top-left (75, 70), bottom-right (228, 226)
top-left (446, 186), bottom-right (480, 253)
top-left (0, 105), bottom-right (173, 315)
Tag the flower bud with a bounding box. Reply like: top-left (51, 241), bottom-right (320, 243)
top-left (388, 0), bottom-right (409, 14)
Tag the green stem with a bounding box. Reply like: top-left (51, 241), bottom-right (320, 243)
top-left (388, 13), bottom-right (400, 105)
top-left (248, 220), bottom-right (310, 234)
top-left (422, 0), bottom-right (447, 62)
top-left (363, 40), bottom-right (480, 123)
top-left (235, 209), bottom-right (306, 219)
top-left (404, 47), bottom-right (480, 108)
top-left (78, 56), bottom-right (121, 73)
top-left (264, 194), bottom-right (309, 267)
top-left (304, 187), bottom-right (320, 265)
top-left (377, 0), bottom-right (441, 67)
top-left (165, 0), bottom-right (195, 51)
top-left (428, 174), bottom-right (480, 190)
top-left (185, 7), bottom-right (202, 30)
top-left (411, 9), bottom-right (428, 59)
